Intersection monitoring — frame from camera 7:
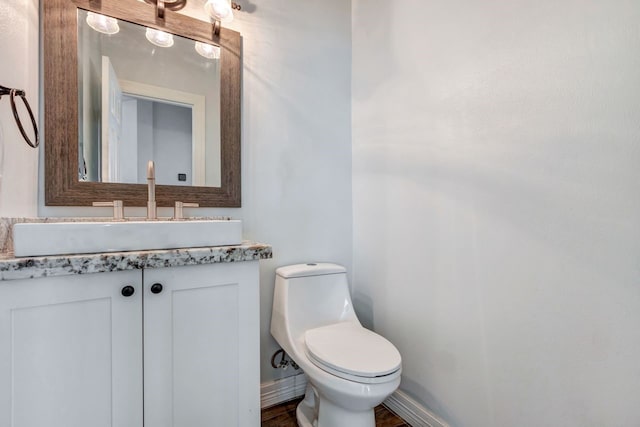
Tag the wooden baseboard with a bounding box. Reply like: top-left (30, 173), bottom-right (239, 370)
top-left (384, 389), bottom-right (449, 427)
top-left (260, 374), bottom-right (308, 409)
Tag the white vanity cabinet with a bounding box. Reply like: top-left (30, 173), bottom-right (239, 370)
top-left (143, 261), bottom-right (260, 427)
top-left (0, 261), bottom-right (260, 427)
top-left (0, 269), bottom-right (143, 427)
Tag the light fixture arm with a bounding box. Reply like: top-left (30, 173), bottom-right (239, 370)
top-left (157, 0), bottom-right (165, 19)
top-left (205, 0), bottom-right (243, 35)
top-left (212, 20), bottom-right (220, 36)
top-left (143, 0), bottom-right (188, 19)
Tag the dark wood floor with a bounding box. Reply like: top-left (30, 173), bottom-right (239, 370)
top-left (261, 398), bottom-right (409, 426)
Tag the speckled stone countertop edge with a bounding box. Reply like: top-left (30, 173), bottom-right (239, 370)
top-left (0, 242), bottom-right (272, 282)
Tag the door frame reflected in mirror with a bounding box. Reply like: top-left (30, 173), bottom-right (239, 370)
top-left (115, 80), bottom-right (208, 187)
top-left (44, 0), bottom-right (241, 207)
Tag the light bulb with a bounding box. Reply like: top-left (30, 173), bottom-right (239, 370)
top-left (145, 28), bottom-right (174, 48)
top-left (195, 42), bottom-right (221, 59)
top-left (86, 12), bottom-right (120, 35)
top-left (204, 0), bottom-right (234, 23)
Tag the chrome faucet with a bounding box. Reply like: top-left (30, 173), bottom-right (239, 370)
top-left (147, 160), bottom-right (157, 220)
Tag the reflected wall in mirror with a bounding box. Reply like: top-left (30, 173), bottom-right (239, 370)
top-left (44, 0), bottom-right (241, 207)
top-left (77, 9), bottom-right (221, 187)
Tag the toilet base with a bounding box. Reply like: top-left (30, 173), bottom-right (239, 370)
top-left (317, 399), bottom-right (375, 427)
top-left (296, 384), bottom-right (316, 427)
top-left (296, 399), bottom-right (315, 427)
top-left (296, 383), bottom-right (376, 427)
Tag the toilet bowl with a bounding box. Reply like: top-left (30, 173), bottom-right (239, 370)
top-left (270, 263), bottom-right (401, 427)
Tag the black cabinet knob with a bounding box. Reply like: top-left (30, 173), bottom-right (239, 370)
top-left (121, 285), bottom-right (135, 297)
top-left (150, 283), bottom-right (163, 294)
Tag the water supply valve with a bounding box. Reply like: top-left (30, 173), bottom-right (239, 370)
top-left (270, 349), bottom-right (299, 371)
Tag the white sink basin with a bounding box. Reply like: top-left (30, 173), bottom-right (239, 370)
top-left (13, 220), bottom-right (243, 257)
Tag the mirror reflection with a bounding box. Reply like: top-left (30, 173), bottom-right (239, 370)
top-left (77, 9), bottom-right (221, 187)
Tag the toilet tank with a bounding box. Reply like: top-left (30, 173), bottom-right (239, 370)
top-left (271, 263), bottom-right (359, 346)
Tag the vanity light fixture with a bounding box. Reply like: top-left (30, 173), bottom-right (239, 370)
top-left (205, 0), bottom-right (242, 34)
top-left (195, 41), bottom-right (221, 59)
top-left (145, 28), bottom-right (175, 47)
top-left (85, 12), bottom-right (120, 35)
top-left (205, 0), bottom-right (234, 22)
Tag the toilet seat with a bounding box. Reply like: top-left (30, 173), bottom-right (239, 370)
top-left (304, 322), bottom-right (401, 384)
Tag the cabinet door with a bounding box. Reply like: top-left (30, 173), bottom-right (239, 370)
top-left (0, 270), bottom-right (143, 427)
top-left (143, 261), bottom-right (260, 427)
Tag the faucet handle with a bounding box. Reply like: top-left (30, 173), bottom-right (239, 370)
top-left (173, 201), bottom-right (199, 220)
top-left (92, 200), bottom-right (125, 221)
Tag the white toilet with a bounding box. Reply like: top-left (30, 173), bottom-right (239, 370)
top-left (271, 263), bottom-right (402, 427)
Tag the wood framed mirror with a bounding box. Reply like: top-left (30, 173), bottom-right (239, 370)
top-left (44, 0), bottom-right (241, 207)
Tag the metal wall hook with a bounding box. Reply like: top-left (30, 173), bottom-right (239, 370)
top-left (0, 84), bottom-right (39, 149)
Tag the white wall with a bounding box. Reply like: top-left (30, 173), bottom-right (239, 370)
top-left (229, 0), bottom-right (352, 382)
top-left (0, 0), bottom-right (352, 384)
top-left (352, 1), bottom-right (640, 426)
top-left (0, 0), bottom-right (39, 217)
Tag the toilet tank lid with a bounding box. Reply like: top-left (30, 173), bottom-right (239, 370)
top-left (276, 263), bottom-right (346, 278)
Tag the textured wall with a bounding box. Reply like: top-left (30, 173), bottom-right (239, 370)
top-left (352, 0), bottom-right (640, 425)
top-left (0, 0), bottom-right (39, 217)
top-left (232, 0), bottom-right (352, 382)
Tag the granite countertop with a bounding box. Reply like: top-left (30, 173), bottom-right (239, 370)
top-left (0, 242), bottom-right (272, 281)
